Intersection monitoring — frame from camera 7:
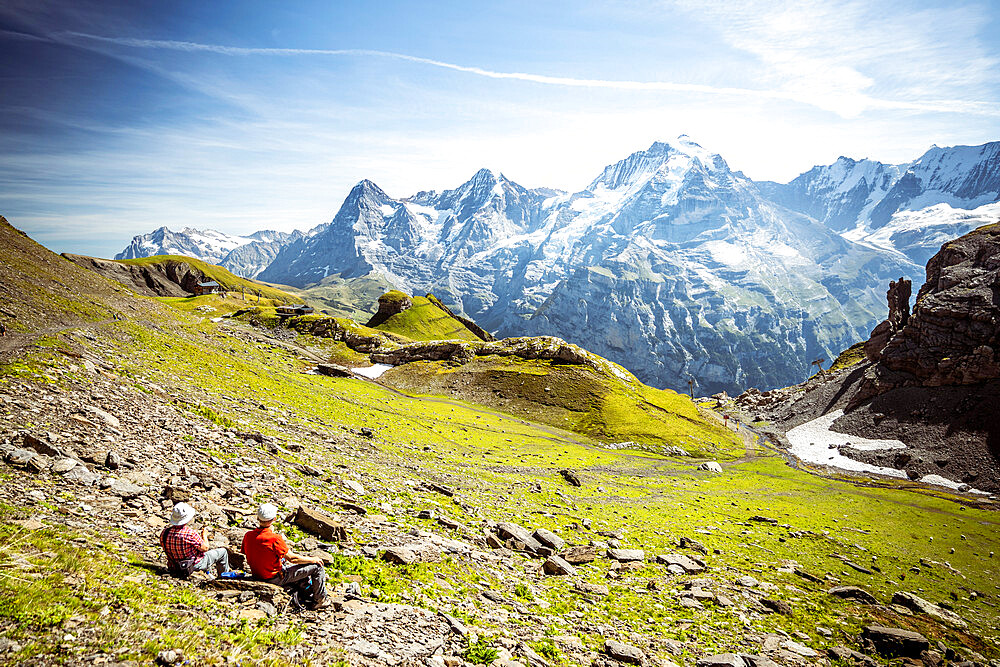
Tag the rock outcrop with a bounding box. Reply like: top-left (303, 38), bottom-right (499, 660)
top-left (854, 223), bottom-right (1000, 401)
top-left (287, 316), bottom-right (404, 353)
top-left (879, 224), bottom-right (1000, 385)
top-left (366, 290), bottom-right (413, 328)
top-left (371, 336), bottom-right (592, 368)
top-left (62, 254), bottom-right (207, 297)
top-left (863, 278), bottom-right (911, 362)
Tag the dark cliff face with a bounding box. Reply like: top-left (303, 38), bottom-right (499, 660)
top-left (848, 221), bottom-right (1000, 412)
top-left (61, 255), bottom-right (206, 297)
top-left (877, 223), bottom-right (1000, 386)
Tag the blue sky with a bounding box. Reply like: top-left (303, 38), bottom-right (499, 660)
top-left (1, 0), bottom-right (998, 257)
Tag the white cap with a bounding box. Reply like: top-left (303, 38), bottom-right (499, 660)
top-left (257, 503), bottom-right (278, 523)
top-left (170, 502), bottom-right (196, 526)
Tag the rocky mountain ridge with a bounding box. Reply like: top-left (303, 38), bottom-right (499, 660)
top-left (763, 142), bottom-right (1000, 265)
top-left (116, 139), bottom-right (999, 394)
top-left (116, 226), bottom-right (311, 278)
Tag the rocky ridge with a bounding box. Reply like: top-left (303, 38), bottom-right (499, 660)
top-left (116, 227), bottom-right (309, 279)
top-left (732, 223), bottom-right (1000, 491)
top-left (61, 254), bottom-right (211, 298)
top-left (860, 223), bottom-right (1000, 393)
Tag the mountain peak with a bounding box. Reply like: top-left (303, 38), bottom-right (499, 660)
top-left (646, 135), bottom-right (712, 159)
top-left (349, 179), bottom-right (391, 203)
top-left (471, 167), bottom-right (502, 182)
top-left (589, 135), bottom-right (726, 192)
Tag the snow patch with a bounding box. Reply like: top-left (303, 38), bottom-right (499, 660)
top-left (785, 410), bottom-right (906, 479)
top-left (353, 364), bottom-right (393, 379)
top-left (918, 474), bottom-right (987, 495)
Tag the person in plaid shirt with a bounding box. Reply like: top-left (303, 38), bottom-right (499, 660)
top-left (159, 502), bottom-right (232, 578)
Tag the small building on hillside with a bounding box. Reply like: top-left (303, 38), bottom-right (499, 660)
top-left (193, 281), bottom-right (220, 296)
top-left (276, 304), bottom-right (314, 318)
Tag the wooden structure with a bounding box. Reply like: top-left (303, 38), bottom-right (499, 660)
top-left (276, 304), bottom-right (314, 318)
top-left (193, 281), bottom-right (220, 296)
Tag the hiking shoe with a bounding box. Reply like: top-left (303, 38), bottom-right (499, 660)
top-left (308, 595), bottom-right (330, 611)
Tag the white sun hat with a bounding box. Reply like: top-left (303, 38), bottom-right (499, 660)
top-left (257, 503), bottom-right (278, 523)
top-left (170, 502), bottom-right (196, 526)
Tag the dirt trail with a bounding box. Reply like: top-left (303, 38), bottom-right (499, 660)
top-left (0, 318), bottom-right (114, 358)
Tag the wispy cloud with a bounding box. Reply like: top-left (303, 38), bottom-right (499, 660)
top-left (669, 0), bottom-right (1000, 117)
top-left (60, 30), bottom-right (1000, 119)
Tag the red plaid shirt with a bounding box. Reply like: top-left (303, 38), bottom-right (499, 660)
top-left (160, 525), bottom-right (203, 562)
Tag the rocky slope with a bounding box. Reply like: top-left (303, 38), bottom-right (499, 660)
top-left (864, 223), bottom-right (1000, 389)
top-left (260, 138), bottom-right (917, 395)
top-left (62, 254), bottom-right (208, 297)
top-left (62, 253), bottom-right (300, 303)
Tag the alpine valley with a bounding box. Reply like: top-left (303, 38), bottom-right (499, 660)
top-left (119, 138), bottom-right (1000, 394)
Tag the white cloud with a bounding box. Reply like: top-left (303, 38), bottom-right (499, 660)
top-left (669, 0), bottom-right (1000, 117)
top-left (60, 29), bottom-right (1000, 119)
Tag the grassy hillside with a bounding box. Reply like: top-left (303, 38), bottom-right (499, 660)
top-left (116, 255), bottom-right (300, 303)
top-left (381, 354), bottom-right (740, 457)
top-left (0, 217), bottom-right (167, 332)
top-left (1, 216), bottom-right (998, 666)
top-left (372, 295), bottom-right (482, 342)
top-left (158, 293), bottom-right (290, 317)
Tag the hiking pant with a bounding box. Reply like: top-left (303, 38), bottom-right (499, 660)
top-left (194, 547), bottom-right (231, 575)
top-left (267, 563), bottom-right (327, 602)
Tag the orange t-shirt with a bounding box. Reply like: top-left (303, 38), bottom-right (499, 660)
top-left (242, 526), bottom-right (288, 579)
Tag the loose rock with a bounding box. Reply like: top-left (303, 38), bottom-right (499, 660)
top-left (541, 555), bottom-right (576, 576)
top-left (604, 639), bottom-right (644, 665)
top-left (861, 625), bottom-right (929, 658)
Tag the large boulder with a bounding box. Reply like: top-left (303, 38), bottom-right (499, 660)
top-left (861, 625), bottom-right (929, 658)
top-left (292, 506), bottom-right (347, 541)
top-left (604, 640), bottom-right (644, 665)
top-left (541, 555), bottom-right (576, 576)
top-left (607, 548), bottom-right (644, 562)
top-left (891, 591), bottom-right (967, 628)
top-left (828, 585), bottom-right (878, 604)
top-left (532, 528), bottom-right (565, 551)
top-left (496, 522), bottom-right (543, 554)
top-left (562, 546), bottom-right (599, 564)
top-left (656, 553), bottom-right (705, 573)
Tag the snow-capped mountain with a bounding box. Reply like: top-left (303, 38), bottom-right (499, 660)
top-left (220, 230), bottom-right (307, 279)
top-left (764, 141), bottom-right (1000, 265)
top-left (115, 226), bottom-right (308, 278)
top-left (758, 157), bottom-right (903, 232)
top-left (120, 138), bottom-right (997, 393)
top-left (849, 201), bottom-right (1000, 267)
top-left (115, 226), bottom-right (253, 263)
top-left (259, 136), bottom-right (918, 394)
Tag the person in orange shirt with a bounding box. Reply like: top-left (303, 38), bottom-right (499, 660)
top-left (242, 503), bottom-right (328, 610)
